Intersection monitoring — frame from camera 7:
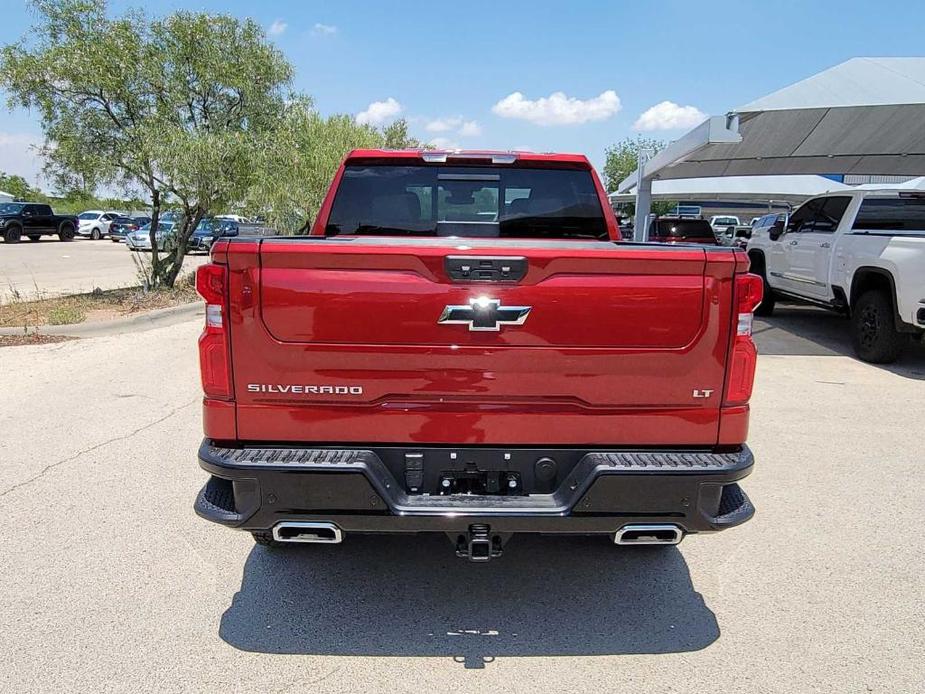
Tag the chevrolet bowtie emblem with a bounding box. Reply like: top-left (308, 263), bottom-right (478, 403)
top-left (438, 297), bottom-right (532, 332)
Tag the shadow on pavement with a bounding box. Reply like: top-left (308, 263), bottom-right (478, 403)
top-left (5, 237), bottom-right (96, 243)
top-left (754, 304), bottom-right (925, 380)
top-left (219, 534), bottom-right (719, 667)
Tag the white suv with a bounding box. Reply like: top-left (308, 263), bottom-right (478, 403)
top-left (747, 189), bottom-right (925, 363)
top-left (76, 210), bottom-right (120, 240)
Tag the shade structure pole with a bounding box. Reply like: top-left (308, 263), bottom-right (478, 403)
top-left (634, 175), bottom-right (652, 241)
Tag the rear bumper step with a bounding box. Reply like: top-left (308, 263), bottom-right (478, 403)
top-left (194, 440), bottom-right (754, 535)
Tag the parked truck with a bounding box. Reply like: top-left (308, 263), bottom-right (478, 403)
top-left (0, 202), bottom-right (79, 243)
top-left (747, 188), bottom-right (925, 363)
top-left (193, 149), bottom-right (762, 561)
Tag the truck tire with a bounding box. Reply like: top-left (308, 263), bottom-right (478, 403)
top-left (58, 224), bottom-right (75, 242)
top-left (90, 227), bottom-right (102, 240)
top-left (251, 531), bottom-right (284, 548)
top-left (754, 266), bottom-right (775, 316)
top-left (28, 235), bottom-right (41, 242)
top-left (3, 225), bottom-right (22, 243)
top-left (851, 289), bottom-right (904, 363)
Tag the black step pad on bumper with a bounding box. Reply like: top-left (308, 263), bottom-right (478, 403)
top-left (195, 441), bottom-right (755, 534)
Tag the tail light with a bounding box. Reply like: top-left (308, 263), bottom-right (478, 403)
top-left (196, 263), bottom-right (233, 399)
top-left (724, 273), bottom-right (763, 406)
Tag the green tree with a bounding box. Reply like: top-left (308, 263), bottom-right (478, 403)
top-left (381, 119), bottom-right (424, 149)
top-left (1, 0), bottom-right (292, 287)
top-left (0, 172), bottom-right (41, 201)
top-left (244, 101), bottom-right (384, 234)
top-left (602, 137), bottom-right (668, 193)
top-left (603, 137), bottom-right (677, 217)
top-left (245, 110), bottom-right (428, 234)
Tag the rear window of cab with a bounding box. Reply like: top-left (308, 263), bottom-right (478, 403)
top-left (325, 164), bottom-right (608, 240)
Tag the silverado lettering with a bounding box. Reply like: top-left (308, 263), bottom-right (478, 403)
top-left (246, 384), bottom-right (364, 395)
top-left (193, 149), bottom-right (762, 562)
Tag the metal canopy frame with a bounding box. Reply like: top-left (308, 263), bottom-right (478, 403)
top-left (618, 58), bottom-right (925, 240)
top-left (619, 116), bottom-right (741, 237)
top-left (610, 174), bottom-right (852, 206)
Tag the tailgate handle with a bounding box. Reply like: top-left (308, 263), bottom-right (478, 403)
top-left (445, 256), bottom-right (527, 282)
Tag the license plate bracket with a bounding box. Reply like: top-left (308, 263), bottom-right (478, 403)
top-left (438, 469), bottom-right (522, 496)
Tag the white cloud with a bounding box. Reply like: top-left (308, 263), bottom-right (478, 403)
top-left (424, 117), bottom-right (482, 138)
top-left (491, 90), bottom-right (621, 126)
top-left (0, 131), bottom-right (44, 189)
top-left (428, 137), bottom-right (461, 150)
top-left (425, 117), bottom-right (462, 133)
top-left (632, 100), bottom-right (707, 131)
top-left (355, 97), bottom-right (403, 126)
top-left (459, 120), bottom-right (482, 137)
top-left (312, 23), bottom-right (337, 35)
top-left (267, 19), bottom-right (287, 36)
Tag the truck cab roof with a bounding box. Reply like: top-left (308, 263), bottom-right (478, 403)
top-left (344, 149), bottom-right (594, 168)
top-left (311, 149), bottom-right (618, 240)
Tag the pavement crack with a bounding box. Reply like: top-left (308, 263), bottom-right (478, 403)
top-left (0, 397), bottom-right (198, 499)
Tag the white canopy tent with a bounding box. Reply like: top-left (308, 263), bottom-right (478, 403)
top-left (856, 176), bottom-right (925, 191)
top-left (0, 190), bottom-right (13, 203)
top-left (619, 58), bottom-right (925, 238)
top-left (609, 174), bottom-right (851, 206)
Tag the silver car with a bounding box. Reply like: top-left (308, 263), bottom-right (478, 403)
top-left (125, 221), bottom-right (176, 251)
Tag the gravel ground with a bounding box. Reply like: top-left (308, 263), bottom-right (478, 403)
top-left (0, 308), bottom-right (922, 693)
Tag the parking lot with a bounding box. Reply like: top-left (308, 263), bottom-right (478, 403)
top-left (0, 306), bottom-right (921, 693)
top-left (0, 238), bottom-right (209, 302)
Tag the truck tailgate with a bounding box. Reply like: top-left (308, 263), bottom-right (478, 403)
top-left (226, 238), bottom-right (737, 445)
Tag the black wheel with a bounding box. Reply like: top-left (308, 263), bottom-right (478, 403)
top-left (851, 289), bottom-right (904, 363)
top-left (251, 531), bottom-right (284, 548)
top-left (751, 258), bottom-right (776, 316)
top-left (90, 227), bottom-right (101, 240)
top-left (58, 224), bottom-right (75, 242)
top-left (3, 225), bottom-right (22, 243)
top-left (28, 235), bottom-right (41, 242)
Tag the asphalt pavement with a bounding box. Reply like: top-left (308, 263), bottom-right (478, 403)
top-left (0, 236), bottom-right (209, 302)
top-left (0, 307), bottom-right (922, 693)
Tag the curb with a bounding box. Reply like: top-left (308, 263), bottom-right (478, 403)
top-left (0, 301), bottom-right (203, 338)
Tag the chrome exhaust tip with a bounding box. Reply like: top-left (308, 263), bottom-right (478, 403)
top-left (272, 521), bottom-right (343, 544)
top-left (614, 524), bottom-right (683, 545)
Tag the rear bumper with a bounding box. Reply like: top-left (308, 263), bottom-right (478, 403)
top-left (194, 440), bottom-right (755, 537)
top-left (187, 237), bottom-right (212, 251)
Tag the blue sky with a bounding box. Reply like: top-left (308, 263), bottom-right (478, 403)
top-left (3, 0), bottom-right (925, 192)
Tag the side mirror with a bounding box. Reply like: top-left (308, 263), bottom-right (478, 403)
top-left (768, 221), bottom-right (784, 241)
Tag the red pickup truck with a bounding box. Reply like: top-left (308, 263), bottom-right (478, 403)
top-left (193, 149), bottom-right (761, 561)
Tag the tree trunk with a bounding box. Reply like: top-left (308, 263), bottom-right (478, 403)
top-left (295, 213), bottom-right (312, 235)
top-left (148, 190), bottom-right (163, 289)
top-left (163, 206), bottom-right (205, 288)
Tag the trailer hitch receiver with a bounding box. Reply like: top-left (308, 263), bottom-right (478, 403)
top-left (456, 524), bottom-right (503, 562)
